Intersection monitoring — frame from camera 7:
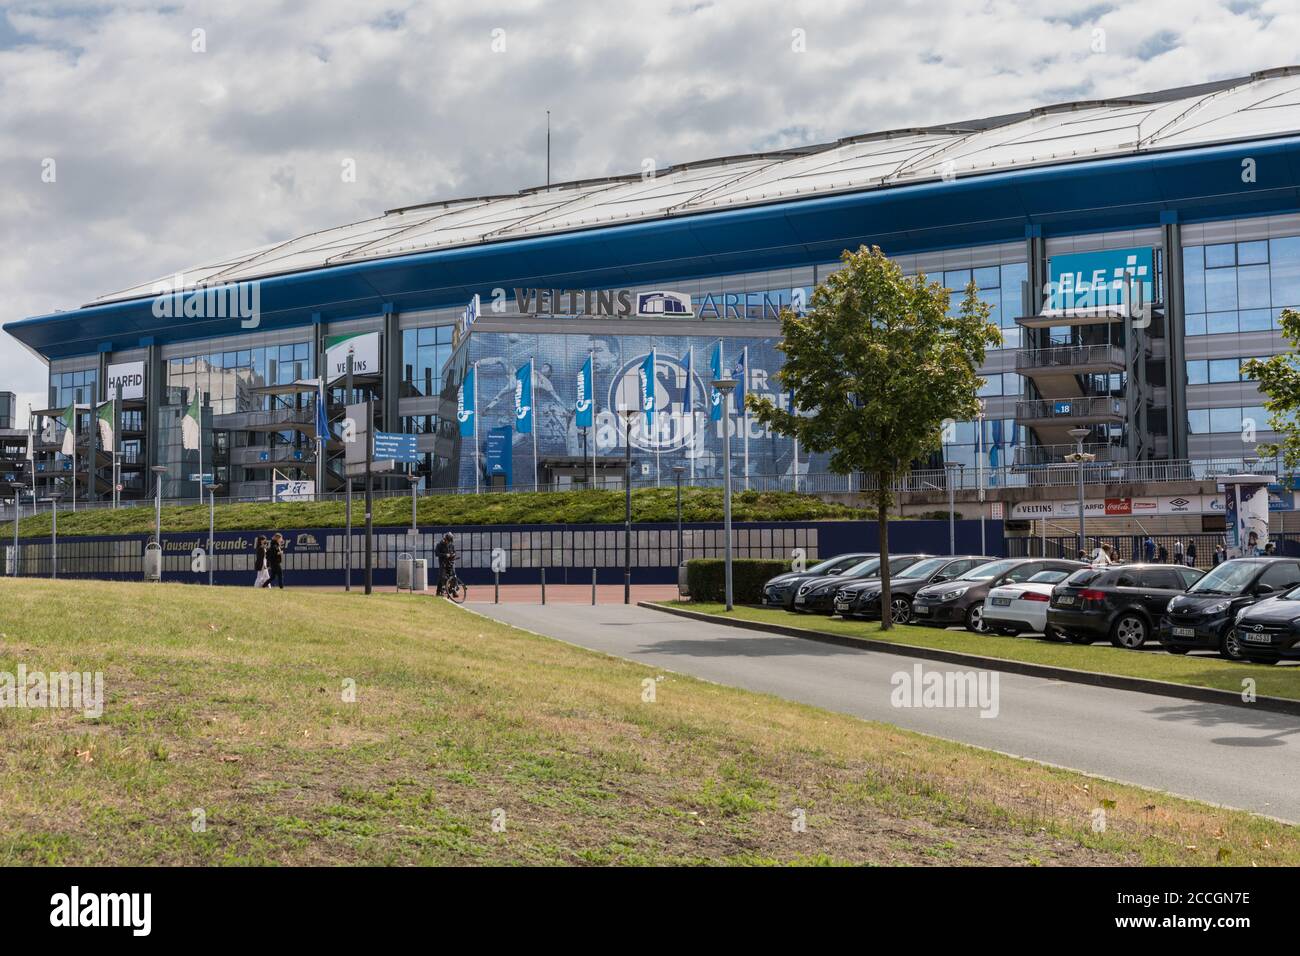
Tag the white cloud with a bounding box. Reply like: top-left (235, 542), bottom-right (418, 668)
top-left (0, 0), bottom-right (1294, 415)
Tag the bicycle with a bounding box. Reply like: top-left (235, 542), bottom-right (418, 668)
top-left (439, 564), bottom-right (468, 603)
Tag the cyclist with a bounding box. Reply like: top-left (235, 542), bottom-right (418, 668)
top-left (434, 532), bottom-right (456, 596)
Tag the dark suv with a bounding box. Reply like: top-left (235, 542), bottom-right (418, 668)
top-left (833, 555), bottom-right (992, 623)
top-left (1159, 558), bottom-right (1300, 660)
top-left (1047, 564), bottom-right (1203, 648)
top-left (761, 552), bottom-right (875, 609)
top-left (793, 554), bottom-right (926, 613)
top-left (912, 558), bottom-right (1085, 632)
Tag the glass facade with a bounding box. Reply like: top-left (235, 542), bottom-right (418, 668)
top-left (1183, 237), bottom-right (1300, 336)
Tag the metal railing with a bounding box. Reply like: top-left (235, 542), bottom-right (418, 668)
top-left (0, 456), bottom-right (1286, 520)
top-left (1013, 443), bottom-right (1121, 466)
top-left (1016, 344), bottom-right (1125, 372)
top-left (1015, 396), bottom-right (1125, 421)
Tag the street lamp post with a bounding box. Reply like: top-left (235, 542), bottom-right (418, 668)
top-left (1066, 428), bottom-right (1094, 558)
top-left (151, 465), bottom-right (167, 580)
top-left (672, 464), bottom-right (685, 572)
top-left (944, 461), bottom-right (962, 555)
top-left (407, 472), bottom-right (420, 534)
top-left (204, 482), bottom-right (220, 586)
top-left (620, 408), bottom-right (637, 605)
top-left (712, 378), bottom-right (738, 611)
top-left (47, 492), bottom-right (63, 579)
top-left (10, 482), bottom-right (25, 577)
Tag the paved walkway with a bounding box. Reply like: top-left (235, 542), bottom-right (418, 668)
top-left (468, 602), bottom-right (1300, 822)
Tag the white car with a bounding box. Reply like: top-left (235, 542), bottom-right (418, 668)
top-left (982, 569), bottom-right (1075, 637)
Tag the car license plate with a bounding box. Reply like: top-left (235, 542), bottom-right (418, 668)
top-left (1056, 595), bottom-right (1075, 605)
top-left (1242, 632), bottom-right (1273, 643)
top-left (991, 597), bottom-right (1010, 606)
top-left (914, 604), bottom-right (929, 615)
top-left (1172, 626), bottom-right (1195, 638)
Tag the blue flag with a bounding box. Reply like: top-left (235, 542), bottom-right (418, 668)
top-left (640, 349), bottom-right (656, 431)
top-left (709, 340), bottom-right (723, 422)
top-left (458, 364), bottom-right (476, 438)
top-left (314, 378), bottom-right (330, 443)
top-left (682, 347), bottom-right (693, 413)
top-left (514, 361), bottom-right (533, 434)
top-left (575, 353), bottom-right (594, 429)
top-left (731, 348), bottom-right (747, 404)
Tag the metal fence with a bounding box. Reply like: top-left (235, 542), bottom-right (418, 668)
top-left (1008, 532), bottom-right (1300, 568)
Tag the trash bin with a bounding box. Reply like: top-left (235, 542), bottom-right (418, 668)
top-left (678, 563), bottom-right (689, 597)
top-left (144, 542), bottom-right (162, 582)
top-left (412, 558), bottom-right (428, 593)
top-left (396, 552), bottom-right (413, 591)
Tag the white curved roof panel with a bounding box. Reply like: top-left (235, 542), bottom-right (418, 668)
top-left (93, 67), bottom-right (1300, 307)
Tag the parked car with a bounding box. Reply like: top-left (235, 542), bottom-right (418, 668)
top-left (912, 558), bottom-right (1086, 632)
top-left (761, 552), bottom-right (876, 609)
top-left (1159, 558), bottom-right (1300, 660)
top-left (833, 555), bottom-right (992, 623)
top-left (1047, 563), bottom-right (1204, 648)
top-left (982, 568), bottom-right (1078, 637)
top-left (1228, 586), bottom-right (1300, 664)
top-left (793, 554), bottom-right (926, 613)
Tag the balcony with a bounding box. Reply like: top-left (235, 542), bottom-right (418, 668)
top-left (1015, 396), bottom-right (1125, 428)
top-left (1015, 343), bottom-right (1125, 376)
top-left (213, 407), bottom-right (314, 433)
top-left (1013, 443), bottom-right (1123, 468)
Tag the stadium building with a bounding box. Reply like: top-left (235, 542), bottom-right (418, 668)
top-left (8, 67), bottom-right (1300, 512)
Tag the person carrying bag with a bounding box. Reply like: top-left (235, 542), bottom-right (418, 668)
top-left (253, 535), bottom-right (270, 588)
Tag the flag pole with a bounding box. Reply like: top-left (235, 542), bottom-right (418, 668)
top-left (473, 361), bottom-right (480, 495)
top-left (742, 345), bottom-right (750, 492)
top-left (589, 347), bottom-right (596, 488)
top-left (71, 407), bottom-right (77, 512)
top-left (652, 347), bottom-right (660, 488)
top-left (531, 361), bottom-right (539, 492)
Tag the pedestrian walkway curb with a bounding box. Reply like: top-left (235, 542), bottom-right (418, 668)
top-left (639, 602), bottom-right (1300, 718)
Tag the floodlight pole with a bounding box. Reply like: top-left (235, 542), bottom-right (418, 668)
top-left (1069, 427), bottom-right (1092, 556)
top-left (945, 461), bottom-right (961, 555)
top-left (48, 494), bottom-right (62, 579)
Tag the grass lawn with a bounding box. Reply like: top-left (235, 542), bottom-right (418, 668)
top-left (0, 579), bottom-right (1295, 866)
top-left (0, 488), bottom-right (866, 540)
top-left (670, 602), bottom-right (1300, 703)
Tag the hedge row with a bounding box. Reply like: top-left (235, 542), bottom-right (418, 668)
top-left (685, 558), bottom-right (790, 604)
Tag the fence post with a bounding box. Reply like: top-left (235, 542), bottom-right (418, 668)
top-left (540, 567), bottom-right (546, 605)
top-left (494, 569), bottom-right (500, 604)
top-left (592, 567), bottom-right (597, 605)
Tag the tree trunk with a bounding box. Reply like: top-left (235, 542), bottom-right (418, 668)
top-left (877, 474), bottom-right (892, 631)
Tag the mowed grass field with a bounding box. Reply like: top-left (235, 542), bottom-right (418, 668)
top-left (673, 603), bottom-right (1300, 702)
top-left (0, 580), bottom-right (1296, 866)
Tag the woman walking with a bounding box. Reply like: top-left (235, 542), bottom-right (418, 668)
top-left (262, 533), bottom-right (285, 589)
top-left (253, 535), bottom-right (269, 587)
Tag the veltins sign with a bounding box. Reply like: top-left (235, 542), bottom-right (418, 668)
top-left (325, 331), bottom-right (381, 383)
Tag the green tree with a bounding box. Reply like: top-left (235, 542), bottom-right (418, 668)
top-left (747, 245), bottom-right (1001, 629)
top-left (1242, 308), bottom-right (1300, 479)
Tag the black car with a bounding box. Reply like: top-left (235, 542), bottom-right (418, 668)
top-left (1047, 564), bottom-right (1203, 648)
top-left (1159, 558), bottom-right (1300, 660)
top-left (760, 552), bottom-right (876, 609)
top-left (1229, 588), bottom-right (1300, 663)
top-left (833, 555), bottom-right (992, 623)
top-left (792, 554), bottom-right (925, 613)
top-left (912, 558), bottom-right (1085, 632)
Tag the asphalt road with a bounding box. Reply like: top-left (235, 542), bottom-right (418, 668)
top-left (469, 601), bottom-right (1300, 822)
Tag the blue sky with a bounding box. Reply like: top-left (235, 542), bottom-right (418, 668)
top-left (0, 0), bottom-right (1296, 413)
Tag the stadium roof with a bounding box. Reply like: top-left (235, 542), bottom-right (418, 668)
top-left (94, 66), bottom-right (1300, 307)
